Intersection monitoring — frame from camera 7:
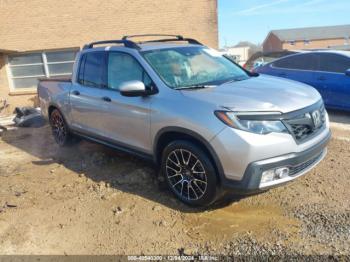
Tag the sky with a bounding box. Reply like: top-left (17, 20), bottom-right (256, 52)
top-left (218, 0), bottom-right (350, 47)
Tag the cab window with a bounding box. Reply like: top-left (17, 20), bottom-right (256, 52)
top-left (78, 52), bottom-right (106, 88)
top-left (107, 52), bottom-right (152, 91)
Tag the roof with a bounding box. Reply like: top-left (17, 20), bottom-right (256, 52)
top-left (267, 24), bottom-right (350, 42)
top-left (271, 50), bottom-right (350, 61)
top-left (81, 43), bottom-right (203, 53)
top-left (328, 44), bottom-right (350, 51)
top-left (137, 43), bottom-right (200, 51)
top-left (311, 49), bottom-right (350, 57)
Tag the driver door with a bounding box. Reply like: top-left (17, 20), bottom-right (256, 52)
top-left (96, 52), bottom-right (154, 153)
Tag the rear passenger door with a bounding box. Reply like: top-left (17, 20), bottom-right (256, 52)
top-left (70, 51), bottom-right (108, 136)
top-left (314, 53), bottom-right (350, 109)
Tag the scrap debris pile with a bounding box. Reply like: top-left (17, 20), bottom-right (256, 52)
top-left (0, 107), bottom-right (45, 134)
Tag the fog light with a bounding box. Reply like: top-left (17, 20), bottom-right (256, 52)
top-left (275, 167), bottom-right (289, 179)
top-left (261, 167), bottom-right (290, 184)
top-left (261, 169), bottom-right (275, 183)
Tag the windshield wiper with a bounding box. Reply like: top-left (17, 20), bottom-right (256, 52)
top-left (223, 76), bottom-right (249, 85)
top-left (174, 84), bottom-right (215, 90)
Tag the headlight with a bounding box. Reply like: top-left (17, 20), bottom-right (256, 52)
top-left (215, 111), bottom-right (288, 135)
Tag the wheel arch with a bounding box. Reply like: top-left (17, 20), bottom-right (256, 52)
top-left (48, 104), bottom-right (69, 127)
top-left (153, 127), bottom-right (225, 184)
top-left (48, 104), bottom-right (59, 118)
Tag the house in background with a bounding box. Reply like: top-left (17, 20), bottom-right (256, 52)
top-left (263, 24), bottom-right (350, 52)
top-left (221, 46), bottom-right (250, 65)
top-left (0, 0), bottom-right (218, 114)
top-left (221, 41), bottom-right (261, 66)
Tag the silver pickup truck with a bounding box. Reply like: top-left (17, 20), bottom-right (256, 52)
top-left (38, 35), bottom-right (331, 206)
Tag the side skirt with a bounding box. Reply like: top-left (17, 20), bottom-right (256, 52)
top-left (71, 129), bottom-right (155, 164)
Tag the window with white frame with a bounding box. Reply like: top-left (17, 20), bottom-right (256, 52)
top-left (7, 49), bottom-right (78, 90)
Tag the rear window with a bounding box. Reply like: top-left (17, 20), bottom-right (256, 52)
top-left (273, 54), bottom-right (317, 71)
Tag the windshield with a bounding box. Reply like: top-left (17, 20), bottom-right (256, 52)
top-left (142, 46), bottom-right (249, 89)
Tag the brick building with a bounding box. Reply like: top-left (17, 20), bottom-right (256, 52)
top-left (263, 24), bottom-right (350, 53)
top-left (0, 0), bottom-right (218, 113)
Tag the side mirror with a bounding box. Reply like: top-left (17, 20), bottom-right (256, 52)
top-left (345, 69), bottom-right (350, 77)
top-left (119, 80), bottom-right (147, 97)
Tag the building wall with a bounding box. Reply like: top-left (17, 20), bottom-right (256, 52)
top-left (263, 33), bottom-right (283, 52)
top-left (0, 53), bottom-right (39, 115)
top-left (224, 46), bottom-right (251, 65)
top-left (0, 54), bottom-right (10, 115)
top-left (0, 0), bottom-right (218, 112)
top-left (264, 32), bottom-right (347, 52)
top-left (282, 38), bottom-right (346, 51)
top-left (0, 0), bottom-right (218, 51)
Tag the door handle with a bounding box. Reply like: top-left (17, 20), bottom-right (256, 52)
top-left (72, 90), bottom-right (80, 96)
top-left (278, 73), bottom-right (286, 77)
top-left (102, 96), bottom-right (111, 102)
top-left (317, 76), bottom-right (326, 81)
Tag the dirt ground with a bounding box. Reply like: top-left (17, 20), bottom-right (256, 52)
top-left (0, 111), bottom-right (349, 256)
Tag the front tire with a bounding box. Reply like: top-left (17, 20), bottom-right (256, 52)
top-left (49, 109), bottom-right (72, 147)
top-left (161, 140), bottom-right (218, 207)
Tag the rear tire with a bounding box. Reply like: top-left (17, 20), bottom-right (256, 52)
top-left (49, 109), bottom-right (72, 147)
top-left (161, 140), bottom-right (218, 207)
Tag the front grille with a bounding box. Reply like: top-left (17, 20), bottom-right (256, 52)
top-left (289, 124), bottom-right (314, 140)
top-left (284, 104), bottom-right (326, 142)
top-left (289, 151), bottom-right (324, 176)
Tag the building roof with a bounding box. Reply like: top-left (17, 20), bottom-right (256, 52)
top-left (269, 24), bottom-right (350, 42)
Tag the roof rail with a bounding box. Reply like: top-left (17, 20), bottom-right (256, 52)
top-left (83, 40), bottom-right (141, 50)
top-left (122, 34), bottom-right (184, 40)
top-left (122, 34), bottom-right (203, 45)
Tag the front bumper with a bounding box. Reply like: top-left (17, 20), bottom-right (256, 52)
top-left (220, 130), bottom-right (331, 194)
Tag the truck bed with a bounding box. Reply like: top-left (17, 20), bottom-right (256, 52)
top-left (37, 77), bottom-right (73, 120)
top-left (38, 76), bottom-right (71, 82)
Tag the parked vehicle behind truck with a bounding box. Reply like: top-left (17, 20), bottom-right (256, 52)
top-left (255, 50), bottom-right (350, 111)
top-left (243, 50), bottom-right (298, 72)
top-left (38, 35), bottom-right (331, 207)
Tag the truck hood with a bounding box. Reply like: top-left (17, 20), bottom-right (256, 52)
top-left (181, 75), bottom-right (322, 113)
